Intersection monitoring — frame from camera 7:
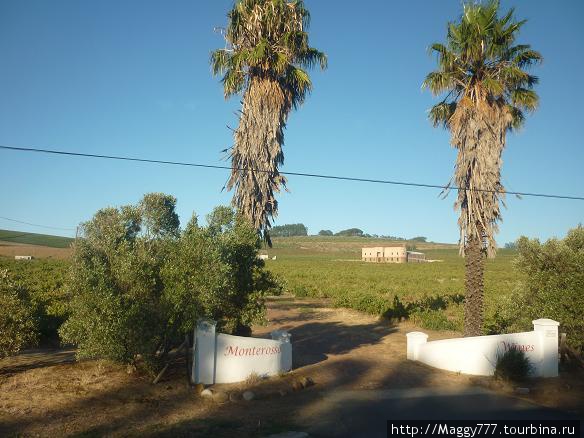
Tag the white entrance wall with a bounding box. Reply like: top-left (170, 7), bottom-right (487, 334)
top-left (192, 319), bottom-right (292, 384)
top-left (406, 319), bottom-right (559, 377)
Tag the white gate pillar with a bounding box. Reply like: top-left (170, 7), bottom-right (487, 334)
top-left (193, 319), bottom-right (217, 384)
top-left (406, 332), bottom-right (428, 360)
top-left (271, 330), bottom-right (292, 371)
top-left (532, 318), bottom-right (560, 377)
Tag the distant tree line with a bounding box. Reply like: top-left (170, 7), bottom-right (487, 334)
top-left (316, 229), bottom-right (425, 241)
top-left (279, 226), bottom-right (428, 241)
top-left (270, 223), bottom-right (308, 237)
top-left (335, 228), bottom-right (364, 237)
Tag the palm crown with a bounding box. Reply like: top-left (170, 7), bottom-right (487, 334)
top-left (211, 0), bottom-right (327, 110)
top-left (423, 0), bottom-right (542, 130)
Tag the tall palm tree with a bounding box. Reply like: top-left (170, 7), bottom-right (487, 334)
top-left (211, 0), bottom-right (327, 245)
top-left (423, 0), bottom-right (541, 336)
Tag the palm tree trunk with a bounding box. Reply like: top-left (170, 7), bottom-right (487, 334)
top-left (450, 99), bottom-right (509, 337)
top-left (464, 233), bottom-right (485, 336)
top-left (226, 77), bottom-right (289, 244)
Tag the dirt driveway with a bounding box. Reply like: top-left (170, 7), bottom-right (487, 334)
top-left (1, 297), bottom-right (582, 437)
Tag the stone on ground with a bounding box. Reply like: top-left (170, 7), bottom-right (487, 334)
top-left (200, 388), bottom-right (213, 398)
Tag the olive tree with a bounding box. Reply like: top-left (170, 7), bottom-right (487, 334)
top-left (61, 194), bottom-right (280, 370)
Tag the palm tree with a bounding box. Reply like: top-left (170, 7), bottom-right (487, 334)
top-left (423, 0), bottom-right (541, 336)
top-left (211, 0), bottom-right (327, 245)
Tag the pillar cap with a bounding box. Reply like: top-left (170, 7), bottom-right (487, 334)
top-left (406, 331), bottom-right (429, 339)
top-left (197, 318), bottom-right (217, 332)
top-left (271, 330), bottom-right (291, 343)
top-left (532, 318), bottom-right (560, 327)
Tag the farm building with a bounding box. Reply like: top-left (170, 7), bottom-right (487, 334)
top-left (361, 246), bottom-right (425, 263)
top-left (14, 255), bottom-right (33, 260)
top-left (362, 246), bottom-right (406, 263)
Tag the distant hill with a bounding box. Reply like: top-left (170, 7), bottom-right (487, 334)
top-left (270, 235), bottom-right (457, 253)
top-left (0, 229), bottom-right (74, 248)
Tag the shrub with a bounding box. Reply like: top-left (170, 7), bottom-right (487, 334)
top-left (494, 348), bottom-right (532, 381)
top-left (61, 194), bottom-right (279, 371)
top-left (511, 226), bottom-right (584, 352)
top-left (0, 269), bottom-right (37, 357)
top-left (410, 308), bottom-right (460, 331)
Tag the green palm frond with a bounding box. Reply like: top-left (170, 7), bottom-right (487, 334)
top-left (506, 104), bottom-right (525, 130)
top-left (284, 65), bottom-right (312, 109)
top-left (429, 101), bottom-right (457, 128)
top-left (510, 88), bottom-right (539, 112)
top-left (512, 48), bottom-right (543, 68)
top-left (423, 71), bottom-right (458, 95)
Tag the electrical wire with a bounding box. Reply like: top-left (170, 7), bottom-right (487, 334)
top-left (0, 215), bottom-right (75, 231)
top-left (1, 144), bottom-right (583, 201)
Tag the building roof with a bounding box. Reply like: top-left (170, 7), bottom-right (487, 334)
top-left (362, 245), bottom-right (406, 249)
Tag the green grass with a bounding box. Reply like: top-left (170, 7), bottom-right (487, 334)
top-left (0, 229), bottom-right (74, 248)
top-left (264, 236), bottom-right (519, 332)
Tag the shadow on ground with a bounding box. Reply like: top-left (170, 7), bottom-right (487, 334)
top-left (289, 320), bottom-right (397, 367)
top-left (0, 349), bottom-right (76, 375)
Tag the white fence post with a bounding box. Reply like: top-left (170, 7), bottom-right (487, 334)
top-left (271, 330), bottom-right (293, 372)
top-left (192, 319), bottom-right (217, 384)
top-left (532, 318), bottom-right (560, 377)
top-left (406, 332), bottom-right (428, 360)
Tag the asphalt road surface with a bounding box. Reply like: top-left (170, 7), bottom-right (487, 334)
top-left (302, 387), bottom-right (582, 438)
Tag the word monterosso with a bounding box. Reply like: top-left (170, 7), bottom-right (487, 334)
top-left (192, 319), bottom-right (292, 384)
top-left (224, 345), bottom-right (282, 357)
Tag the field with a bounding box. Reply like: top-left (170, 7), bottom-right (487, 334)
top-left (0, 229), bottom-right (74, 248)
top-left (0, 233), bottom-right (521, 334)
top-left (264, 236), bottom-right (520, 332)
top-left (0, 230), bottom-right (73, 260)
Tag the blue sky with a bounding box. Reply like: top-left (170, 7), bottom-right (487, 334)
top-left (1, 0), bottom-right (582, 244)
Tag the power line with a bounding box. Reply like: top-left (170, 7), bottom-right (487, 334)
top-left (1, 144), bottom-right (583, 201)
top-left (0, 215), bottom-right (75, 231)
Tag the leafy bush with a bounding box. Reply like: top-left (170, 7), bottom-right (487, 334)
top-left (318, 230), bottom-right (333, 236)
top-left (0, 269), bottom-right (37, 357)
top-left (492, 226), bottom-right (584, 352)
top-left (494, 348), bottom-right (532, 381)
top-left (60, 194), bottom-right (279, 370)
